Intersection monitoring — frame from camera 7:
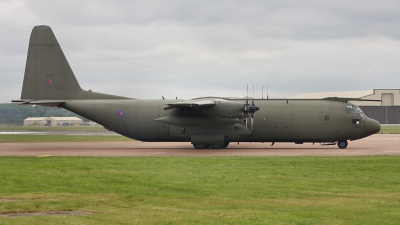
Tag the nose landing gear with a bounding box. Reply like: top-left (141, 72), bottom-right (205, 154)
top-left (337, 140), bottom-right (348, 149)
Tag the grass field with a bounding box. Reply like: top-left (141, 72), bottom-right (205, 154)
top-left (0, 156), bottom-right (399, 224)
top-left (380, 125), bottom-right (400, 134)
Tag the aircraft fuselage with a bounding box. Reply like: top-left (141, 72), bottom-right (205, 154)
top-left (63, 98), bottom-right (380, 144)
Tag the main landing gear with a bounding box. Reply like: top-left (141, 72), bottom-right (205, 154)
top-left (337, 140), bottom-right (348, 149)
top-left (193, 142), bottom-right (230, 149)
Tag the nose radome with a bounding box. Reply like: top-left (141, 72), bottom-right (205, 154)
top-left (365, 119), bottom-right (381, 135)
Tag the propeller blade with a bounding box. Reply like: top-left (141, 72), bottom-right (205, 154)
top-left (252, 86), bottom-right (255, 105)
top-left (246, 85), bottom-right (249, 106)
top-left (243, 85), bottom-right (260, 130)
top-left (251, 112), bottom-right (255, 130)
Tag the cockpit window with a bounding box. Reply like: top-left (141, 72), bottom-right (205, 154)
top-left (346, 105), bottom-right (357, 114)
top-left (347, 105), bottom-right (366, 121)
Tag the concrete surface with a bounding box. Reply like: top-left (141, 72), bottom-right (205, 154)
top-left (0, 134), bottom-right (398, 157)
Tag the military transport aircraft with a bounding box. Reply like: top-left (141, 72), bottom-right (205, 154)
top-left (12, 26), bottom-right (381, 149)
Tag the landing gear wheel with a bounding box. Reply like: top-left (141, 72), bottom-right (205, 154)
top-left (337, 140), bottom-right (348, 149)
top-left (209, 144), bottom-right (224, 149)
top-left (193, 144), bottom-right (210, 149)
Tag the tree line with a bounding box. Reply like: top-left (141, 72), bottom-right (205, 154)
top-left (0, 103), bottom-right (86, 125)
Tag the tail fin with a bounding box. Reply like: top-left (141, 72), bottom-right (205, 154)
top-left (20, 25), bottom-right (83, 101)
top-left (13, 25), bottom-right (129, 105)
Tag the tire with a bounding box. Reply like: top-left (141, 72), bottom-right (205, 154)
top-left (337, 140), bottom-right (348, 149)
top-left (193, 144), bottom-right (209, 149)
top-left (209, 144), bottom-right (224, 149)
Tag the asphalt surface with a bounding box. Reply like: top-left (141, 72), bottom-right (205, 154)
top-left (0, 134), bottom-right (399, 157)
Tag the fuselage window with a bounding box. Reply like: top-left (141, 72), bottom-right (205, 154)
top-left (356, 107), bottom-right (366, 120)
top-left (352, 119), bottom-right (360, 125)
top-left (180, 127), bottom-right (186, 134)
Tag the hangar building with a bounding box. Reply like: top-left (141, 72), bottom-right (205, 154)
top-left (290, 89), bottom-right (400, 124)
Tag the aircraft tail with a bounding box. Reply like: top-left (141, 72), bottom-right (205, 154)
top-left (13, 25), bottom-right (128, 105)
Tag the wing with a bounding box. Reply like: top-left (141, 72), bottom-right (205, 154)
top-left (163, 100), bottom-right (216, 110)
top-left (322, 97), bottom-right (382, 102)
top-left (165, 98), bottom-right (244, 119)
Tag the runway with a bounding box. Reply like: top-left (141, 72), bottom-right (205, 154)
top-left (0, 134), bottom-right (399, 157)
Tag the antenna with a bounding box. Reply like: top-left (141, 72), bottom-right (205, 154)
top-left (262, 86), bottom-right (264, 99)
top-left (245, 85), bottom-right (249, 111)
top-left (247, 85), bottom-right (248, 98)
top-left (267, 84), bottom-right (269, 99)
top-left (252, 86), bottom-right (254, 104)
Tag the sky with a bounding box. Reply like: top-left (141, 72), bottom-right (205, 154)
top-left (1, 0), bottom-right (400, 103)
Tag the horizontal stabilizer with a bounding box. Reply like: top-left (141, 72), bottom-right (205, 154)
top-left (12, 99), bottom-right (65, 107)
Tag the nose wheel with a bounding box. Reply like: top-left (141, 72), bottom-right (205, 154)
top-left (337, 140), bottom-right (348, 149)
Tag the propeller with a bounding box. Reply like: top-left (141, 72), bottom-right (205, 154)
top-left (244, 85), bottom-right (260, 130)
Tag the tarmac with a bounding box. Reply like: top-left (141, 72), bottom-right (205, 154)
top-left (0, 134), bottom-right (399, 157)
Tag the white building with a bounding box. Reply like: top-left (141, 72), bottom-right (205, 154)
top-left (24, 117), bottom-right (83, 126)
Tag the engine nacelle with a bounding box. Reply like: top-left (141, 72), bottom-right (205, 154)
top-left (197, 100), bottom-right (244, 119)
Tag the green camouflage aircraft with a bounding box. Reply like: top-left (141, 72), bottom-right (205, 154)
top-left (13, 25), bottom-right (381, 149)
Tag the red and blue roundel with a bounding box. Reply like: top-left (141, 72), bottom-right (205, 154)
top-left (118, 110), bottom-right (125, 117)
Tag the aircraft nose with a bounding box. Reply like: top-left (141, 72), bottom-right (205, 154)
top-left (364, 119), bottom-right (381, 135)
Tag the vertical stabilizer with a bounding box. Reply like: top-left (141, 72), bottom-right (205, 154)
top-left (14, 25), bottom-right (131, 104)
top-left (21, 25), bottom-right (83, 100)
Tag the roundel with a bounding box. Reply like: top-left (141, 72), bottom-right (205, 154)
top-left (118, 110), bottom-right (125, 117)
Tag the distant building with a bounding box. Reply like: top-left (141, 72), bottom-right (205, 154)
top-left (290, 89), bottom-right (400, 124)
top-left (24, 117), bottom-right (83, 126)
top-left (80, 121), bottom-right (100, 126)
